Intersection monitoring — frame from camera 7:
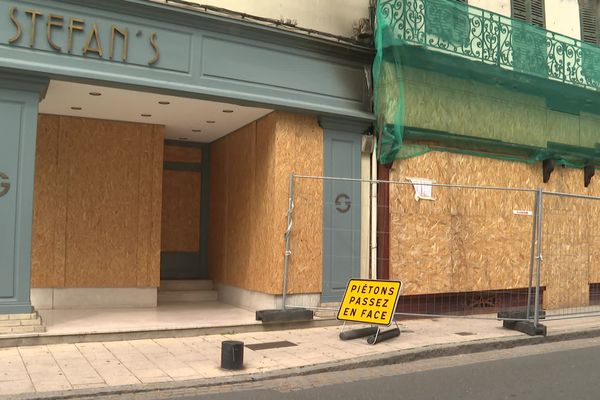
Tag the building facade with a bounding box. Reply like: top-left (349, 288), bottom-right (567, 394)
top-left (376, 0), bottom-right (600, 313)
top-left (0, 0), bottom-right (375, 315)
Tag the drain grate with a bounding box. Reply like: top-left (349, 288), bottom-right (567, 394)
top-left (454, 332), bottom-right (476, 336)
top-left (245, 341), bottom-right (298, 351)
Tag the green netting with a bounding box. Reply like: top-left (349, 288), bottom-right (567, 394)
top-left (374, 0), bottom-right (600, 167)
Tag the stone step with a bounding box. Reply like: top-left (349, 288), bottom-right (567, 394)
top-left (157, 290), bottom-right (218, 303)
top-left (159, 280), bottom-right (214, 291)
top-left (314, 303), bottom-right (340, 319)
top-left (0, 311), bottom-right (45, 335)
top-left (0, 324), bottom-right (45, 334)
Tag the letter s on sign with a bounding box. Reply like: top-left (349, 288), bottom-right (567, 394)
top-left (0, 172), bottom-right (10, 198)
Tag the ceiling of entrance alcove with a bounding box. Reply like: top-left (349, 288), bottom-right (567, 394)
top-left (39, 80), bottom-right (273, 143)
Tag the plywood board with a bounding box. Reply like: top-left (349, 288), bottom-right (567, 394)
top-left (31, 115), bottom-right (64, 288)
top-left (250, 113), bottom-right (280, 293)
top-left (226, 123), bottom-right (256, 290)
top-left (31, 115), bottom-right (163, 288)
top-left (161, 170), bottom-right (201, 252)
top-left (208, 135), bottom-right (229, 285)
top-left (390, 150), bottom-right (600, 310)
top-left (137, 126), bottom-right (164, 287)
top-left (207, 112), bottom-right (323, 295)
top-left (164, 145), bottom-right (202, 163)
top-left (274, 112), bottom-right (324, 295)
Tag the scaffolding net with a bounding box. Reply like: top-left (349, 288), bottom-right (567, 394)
top-left (374, 0), bottom-right (600, 167)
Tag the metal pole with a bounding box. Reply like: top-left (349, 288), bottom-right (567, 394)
top-left (282, 173), bottom-right (295, 310)
top-left (526, 190), bottom-right (539, 320)
top-left (534, 188), bottom-right (544, 328)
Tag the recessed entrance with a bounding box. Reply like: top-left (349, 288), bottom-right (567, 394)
top-left (33, 79), bottom-right (273, 308)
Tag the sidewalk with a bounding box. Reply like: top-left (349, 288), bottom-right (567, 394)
top-left (3, 316), bottom-right (600, 399)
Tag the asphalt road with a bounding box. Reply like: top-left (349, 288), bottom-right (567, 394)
top-left (168, 339), bottom-right (600, 400)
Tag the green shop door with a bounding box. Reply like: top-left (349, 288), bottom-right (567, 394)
top-left (322, 121), bottom-right (362, 302)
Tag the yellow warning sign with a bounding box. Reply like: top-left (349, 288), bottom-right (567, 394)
top-left (337, 279), bottom-right (402, 326)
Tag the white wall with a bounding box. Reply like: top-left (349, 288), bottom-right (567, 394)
top-left (469, 0), bottom-right (511, 17)
top-left (469, 0), bottom-right (582, 40)
top-left (161, 0), bottom-right (371, 38)
top-left (545, 0), bottom-right (581, 39)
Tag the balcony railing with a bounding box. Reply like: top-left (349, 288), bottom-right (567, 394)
top-left (378, 0), bottom-right (600, 91)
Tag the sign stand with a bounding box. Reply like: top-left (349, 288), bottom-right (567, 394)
top-left (337, 279), bottom-right (403, 345)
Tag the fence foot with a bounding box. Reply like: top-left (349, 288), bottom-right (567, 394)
top-left (340, 326), bottom-right (379, 341)
top-left (502, 320), bottom-right (546, 336)
top-left (497, 309), bottom-right (546, 320)
top-left (367, 327), bottom-right (400, 344)
top-left (255, 308), bottom-right (314, 323)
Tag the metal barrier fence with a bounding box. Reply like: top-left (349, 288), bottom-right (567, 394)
top-left (281, 174), bottom-right (600, 327)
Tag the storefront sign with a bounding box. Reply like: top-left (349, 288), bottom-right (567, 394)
top-left (337, 279), bottom-right (402, 326)
top-left (5, 6), bottom-right (160, 65)
top-left (0, 172), bottom-right (10, 198)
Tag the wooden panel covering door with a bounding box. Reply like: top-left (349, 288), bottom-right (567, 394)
top-left (160, 144), bottom-right (205, 279)
top-left (31, 115), bottom-right (164, 288)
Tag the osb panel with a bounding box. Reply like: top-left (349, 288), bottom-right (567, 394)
top-left (223, 123), bottom-right (256, 290)
top-left (390, 214), bottom-right (454, 295)
top-left (207, 112), bottom-right (323, 295)
top-left (31, 115), bottom-right (163, 288)
top-left (208, 136), bottom-right (228, 285)
top-left (136, 126), bottom-right (164, 287)
top-left (161, 170), bottom-right (201, 252)
top-left (274, 112), bottom-right (324, 295)
top-left (390, 150), bottom-right (600, 310)
top-left (31, 115), bottom-right (64, 288)
top-left (163, 145), bottom-right (202, 163)
top-left (249, 113), bottom-right (280, 294)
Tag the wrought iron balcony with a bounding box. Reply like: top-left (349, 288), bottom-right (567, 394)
top-left (378, 0), bottom-right (600, 91)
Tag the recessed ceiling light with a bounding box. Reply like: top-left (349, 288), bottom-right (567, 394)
top-left (71, 106), bottom-right (82, 110)
top-left (192, 129), bottom-right (202, 133)
top-left (141, 114), bottom-right (152, 117)
top-left (158, 101), bottom-right (170, 105)
top-left (222, 109), bottom-right (234, 113)
top-left (206, 120), bottom-right (216, 124)
top-left (89, 92), bottom-right (102, 96)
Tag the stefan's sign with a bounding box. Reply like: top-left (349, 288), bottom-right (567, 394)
top-left (6, 7), bottom-right (160, 65)
top-left (337, 279), bottom-right (402, 326)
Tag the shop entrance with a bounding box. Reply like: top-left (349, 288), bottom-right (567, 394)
top-left (32, 79), bottom-right (271, 308)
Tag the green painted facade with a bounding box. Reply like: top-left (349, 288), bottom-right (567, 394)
top-left (0, 74), bottom-right (48, 314)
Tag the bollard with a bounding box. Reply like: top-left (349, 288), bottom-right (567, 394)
top-left (221, 340), bottom-right (244, 370)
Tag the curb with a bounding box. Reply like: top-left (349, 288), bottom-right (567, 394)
top-left (0, 319), bottom-right (340, 349)
top-left (8, 325), bottom-right (600, 400)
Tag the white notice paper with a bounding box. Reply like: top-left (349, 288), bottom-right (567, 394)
top-left (407, 177), bottom-right (435, 201)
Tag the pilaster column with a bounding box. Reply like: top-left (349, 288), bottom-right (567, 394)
top-left (0, 72), bottom-right (48, 314)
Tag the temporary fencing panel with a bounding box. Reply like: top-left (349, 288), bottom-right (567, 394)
top-left (281, 174), bottom-right (600, 327)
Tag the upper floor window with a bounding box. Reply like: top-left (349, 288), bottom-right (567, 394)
top-left (511, 0), bottom-right (546, 28)
top-left (580, 0), bottom-right (599, 45)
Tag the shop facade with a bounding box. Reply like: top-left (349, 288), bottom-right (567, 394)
top-left (0, 0), bottom-right (374, 315)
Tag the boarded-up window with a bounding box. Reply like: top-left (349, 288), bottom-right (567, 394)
top-left (580, 0), bottom-right (599, 45)
top-left (511, 0), bottom-right (546, 28)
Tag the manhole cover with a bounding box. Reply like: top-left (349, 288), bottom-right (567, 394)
top-left (245, 341), bottom-right (298, 351)
top-left (454, 332), bottom-right (476, 336)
